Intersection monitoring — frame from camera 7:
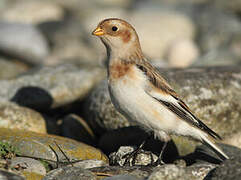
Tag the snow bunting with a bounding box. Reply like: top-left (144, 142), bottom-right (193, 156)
top-left (92, 18), bottom-right (229, 163)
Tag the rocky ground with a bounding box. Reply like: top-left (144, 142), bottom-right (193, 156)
top-left (0, 0), bottom-right (240, 179)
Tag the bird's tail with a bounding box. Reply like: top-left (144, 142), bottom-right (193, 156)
top-left (200, 133), bottom-right (229, 161)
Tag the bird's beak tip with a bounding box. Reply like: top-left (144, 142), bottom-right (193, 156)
top-left (92, 27), bottom-right (104, 36)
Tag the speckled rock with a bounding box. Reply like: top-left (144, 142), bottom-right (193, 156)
top-left (109, 146), bottom-right (158, 166)
top-left (84, 66), bottom-right (241, 155)
top-left (0, 128), bottom-right (108, 163)
top-left (83, 79), bottom-right (129, 135)
top-left (0, 57), bottom-right (28, 80)
top-left (0, 21), bottom-right (49, 64)
top-left (148, 165), bottom-right (195, 180)
top-left (89, 163), bottom-right (215, 180)
top-left (43, 167), bottom-right (96, 180)
top-left (0, 169), bottom-right (25, 180)
top-left (207, 157), bottom-right (241, 180)
top-left (10, 157), bottom-right (46, 175)
top-left (89, 166), bottom-right (152, 179)
top-left (224, 131), bottom-right (241, 149)
top-left (0, 102), bottom-right (46, 134)
top-left (103, 174), bottom-right (142, 180)
top-left (0, 64), bottom-right (104, 111)
top-left (187, 163), bottom-right (217, 180)
top-left (148, 162), bottom-right (217, 180)
top-left (73, 159), bottom-right (108, 169)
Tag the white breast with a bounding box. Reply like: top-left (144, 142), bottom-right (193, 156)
top-left (108, 66), bottom-right (177, 134)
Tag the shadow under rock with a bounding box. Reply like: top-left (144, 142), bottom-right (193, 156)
top-left (98, 126), bottom-right (179, 164)
top-left (11, 86), bottom-right (53, 111)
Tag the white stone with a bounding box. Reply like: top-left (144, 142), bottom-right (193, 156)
top-left (166, 38), bottom-right (200, 68)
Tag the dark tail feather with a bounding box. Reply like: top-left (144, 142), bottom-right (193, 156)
top-left (201, 134), bottom-right (229, 161)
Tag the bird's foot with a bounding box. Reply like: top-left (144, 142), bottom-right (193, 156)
top-left (123, 146), bottom-right (142, 166)
top-left (148, 158), bottom-right (165, 167)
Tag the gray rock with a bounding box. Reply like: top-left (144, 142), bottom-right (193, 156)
top-left (194, 7), bottom-right (241, 64)
top-left (0, 64), bottom-right (104, 110)
top-left (207, 157), bottom-right (241, 180)
top-left (0, 169), bottom-right (25, 180)
top-left (0, 21), bottom-right (49, 64)
top-left (192, 48), bottom-right (241, 67)
top-left (109, 146), bottom-right (134, 166)
top-left (109, 146), bottom-right (158, 166)
top-left (73, 159), bottom-right (108, 169)
top-left (0, 102), bottom-right (46, 134)
top-left (0, 57), bottom-right (27, 80)
top-left (103, 174), bottom-right (142, 180)
top-left (10, 157), bottom-right (46, 175)
top-left (39, 19), bottom-right (99, 66)
top-left (148, 165), bottom-right (196, 180)
top-left (90, 163), bottom-right (214, 180)
top-left (148, 163), bottom-right (216, 180)
top-left (212, 0), bottom-right (241, 13)
top-left (43, 167), bottom-right (96, 180)
top-left (187, 163), bottom-right (217, 180)
top-left (89, 166), bottom-right (152, 179)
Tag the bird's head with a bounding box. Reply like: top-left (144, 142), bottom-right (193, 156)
top-left (92, 18), bottom-right (143, 60)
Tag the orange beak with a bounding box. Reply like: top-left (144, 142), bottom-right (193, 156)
top-left (92, 27), bottom-right (104, 36)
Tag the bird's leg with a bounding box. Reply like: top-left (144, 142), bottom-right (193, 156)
top-left (151, 141), bottom-right (167, 166)
top-left (123, 136), bottom-right (150, 166)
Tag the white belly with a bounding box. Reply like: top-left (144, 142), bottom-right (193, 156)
top-left (108, 73), bottom-right (179, 138)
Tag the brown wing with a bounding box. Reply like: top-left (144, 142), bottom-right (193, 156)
top-left (135, 60), bottom-right (178, 96)
top-left (135, 60), bottom-right (221, 140)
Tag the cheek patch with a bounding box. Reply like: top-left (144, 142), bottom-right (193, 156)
top-left (122, 30), bottom-right (131, 43)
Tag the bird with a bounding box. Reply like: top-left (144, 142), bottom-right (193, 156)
top-left (92, 18), bottom-right (229, 164)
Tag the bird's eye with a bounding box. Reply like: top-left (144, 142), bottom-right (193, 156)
top-left (112, 26), bottom-right (118, 31)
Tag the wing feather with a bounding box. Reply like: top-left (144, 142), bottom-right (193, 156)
top-left (135, 61), bottom-right (221, 140)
